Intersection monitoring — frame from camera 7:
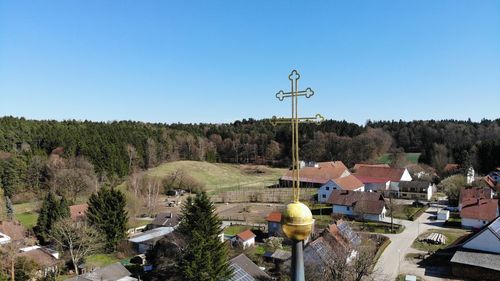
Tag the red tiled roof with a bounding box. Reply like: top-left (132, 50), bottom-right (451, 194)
top-left (444, 164), bottom-right (459, 172)
top-left (69, 204), bottom-right (88, 221)
top-left (237, 229), bottom-right (256, 241)
top-left (266, 211), bottom-right (282, 223)
top-left (459, 187), bottom-right (490, 204)
top-left (353, 175), bottom-right (390, 184)
top-left (281, 161), bottom-right (349, 185)
top-left (461, 199), bottom-right (498, 221)
top-left (355, 166), bottom-right (407, 182)
top-left (332, 175), bottom-right (364, 190)
top-left (353, 163), bottom-right (389, 171)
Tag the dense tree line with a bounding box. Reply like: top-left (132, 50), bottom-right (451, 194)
top-left (1, 116), bottom-right (499, 200)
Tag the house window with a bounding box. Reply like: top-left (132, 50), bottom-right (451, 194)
top-left (322, 194), bottom-right (326, 198)
top-left (346, 206), bottom-right (350, 211)
top-left (326, 186), bottom-right (330, 191)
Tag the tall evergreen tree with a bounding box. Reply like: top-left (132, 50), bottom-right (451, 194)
top-left (86, 187), bottom-right (128, 252)
top-left (177, 192), bottom-right (232, 281)
top-left (35, 192), bottom-right (70, 244)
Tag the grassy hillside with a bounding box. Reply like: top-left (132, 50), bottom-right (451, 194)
top-left (128, 161), bottom-right (286, 193)
top-left (376, 153), bottom-right (421, 165)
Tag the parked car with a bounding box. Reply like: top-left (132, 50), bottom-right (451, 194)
top-left (444, 206), bottom-right (459, 212)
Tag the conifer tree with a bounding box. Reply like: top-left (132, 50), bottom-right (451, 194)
top-left (86, 187), bottom-right (128, 252)
top-left (177, 192), bottom-right (232, 281)
top-left (35, 191), bottom-right (70, 244)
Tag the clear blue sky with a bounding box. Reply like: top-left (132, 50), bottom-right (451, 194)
top-left (1, 1), bottom-right (499, 124)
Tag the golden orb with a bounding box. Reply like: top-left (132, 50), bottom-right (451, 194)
top-left (281, 201), bottom-right (313, 241)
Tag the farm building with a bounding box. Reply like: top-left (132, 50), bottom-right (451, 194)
top-left (147, 212), bottom-right (180, 229)
top-left (450, 217), bottom-right (500, 281)
top-left (398, 181), bottom-right (433, 201)
top-left (128, 227), bottom-right (174, 254)
top-left (317, 175), bottom-right (364, 203)
top-left (460, 198), bottom-right (499, 229)
top-left (279, 161), bottom-right (350, 188)
top-left (353, 165), bottom-right (412, 196)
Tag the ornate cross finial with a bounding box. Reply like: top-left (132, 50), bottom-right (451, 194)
top-left (272, 70), bottom-right (323, 202)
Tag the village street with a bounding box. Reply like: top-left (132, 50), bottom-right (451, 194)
top-left (374, 207), bottom-right (465, 281)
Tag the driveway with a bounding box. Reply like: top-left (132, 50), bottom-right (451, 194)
top-left (373, 207), bottom-right (466, 281)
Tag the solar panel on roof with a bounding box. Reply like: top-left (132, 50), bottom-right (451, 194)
top-left (488, 217), bottom-right (500, 238)
top-left (338, 222), bottom-right (361, 245)
top-left (229, 263), bottom-right (255, 281)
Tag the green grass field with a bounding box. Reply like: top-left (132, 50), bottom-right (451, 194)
top-left (15, 212), bottom-right (39, 228)
top-left (376, 153), bottom-right (421, 165)
top-left (85, 253), bottom-right (121, 268)
top-left (412, 229), bottom-right (468, 252)
top-left (125, 160), bottom-right (285, 193)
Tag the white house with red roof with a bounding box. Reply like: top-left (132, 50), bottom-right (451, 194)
top-left (353, 165), bottom-right (411, 196)
top-left (460, 198), bottom-right (499, 229)
top-left (236, 229), bottom-right (256, 249)
top-left (318, 175), bottom-right (365, 203)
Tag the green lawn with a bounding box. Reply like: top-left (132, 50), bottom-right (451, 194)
top-left (411, 229), bottom-right (469, 252)
top-left (117, 161), bottom-right (285, 193)
top-left (15, 212), bottom-right (39, 228)
top-left (376, 153), bottom-right (421, 164)
top-left (85, 253), bottom-right (121, 268)
top-left (349, 221), bottom-right (404, 234)
top-left (224, 225), bottom-right (252, 236)
top-left (392, 206), bottom-right (426, 221)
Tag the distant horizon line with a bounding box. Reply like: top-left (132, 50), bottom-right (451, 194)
top-left (2, 115), bottom-right (498, 127)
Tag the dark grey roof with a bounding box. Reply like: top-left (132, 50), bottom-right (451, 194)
top-left (230, 254), bottom-right (271, 281)
top-left (451, 250), bottom-right (500, 271)
top-left (399, 181), bottom-right (431, 192)
top-left (337, 221), bottom-right (361, 246)
top-left (65, 263), bottom-right (135, 281)
top-left (151, 212), bottom-right (179, 227)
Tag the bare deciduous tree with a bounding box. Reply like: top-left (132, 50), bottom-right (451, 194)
top-left (50, 218), bottom-right (103, 275)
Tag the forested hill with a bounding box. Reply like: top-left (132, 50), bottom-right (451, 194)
top-left (0, 116), bottom-right (499, 182)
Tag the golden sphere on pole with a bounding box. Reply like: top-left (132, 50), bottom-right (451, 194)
top-left (281, 201), bottom-right (313, 241)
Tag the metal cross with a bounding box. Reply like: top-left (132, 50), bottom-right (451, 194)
top-left (272, 70), bottom-right (324, 202)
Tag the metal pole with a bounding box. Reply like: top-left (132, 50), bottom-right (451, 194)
top-left (291, 239), bottom-right (305, 281)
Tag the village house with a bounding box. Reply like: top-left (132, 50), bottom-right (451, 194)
top-left (353, 165), bottom-right (412, 196)
top-left (128, 227), bottom-right (175, 254)
top-left (65, 262), bottom-right (138, 281)
top-left (147, 212), bottom-right (180, 230)
top-left (266, 211), bottom-right (282, 237)
top-left (484, 168), bottom-right (500, 194)
top-left (69, 203), bottom-right (88, 221)
top-left (449, 217), bottom-right (500, 281)
top-left (318, 175), bottom-right (365, 203)
top-left (229, 254), bottom-right (272, 281)
top-left (279, 161), bottom-right (350, 188)
top-left (303, 221), bottom-right (361, 278)
top-left (398, 181), bottom-right (433, 201)
top-left (236, 229), bottom-right (256, 249)
top-left (460, 198), bottom-right (499, 229)
top-left (19, 246), bottom-right (60, 278)
top-left (327, 190), bottom-right (387, 221)
top-left (459, 187), bottom-right (493, 211)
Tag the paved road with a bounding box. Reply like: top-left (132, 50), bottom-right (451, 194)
top-left (373, 207), bottom-right (466, 281)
